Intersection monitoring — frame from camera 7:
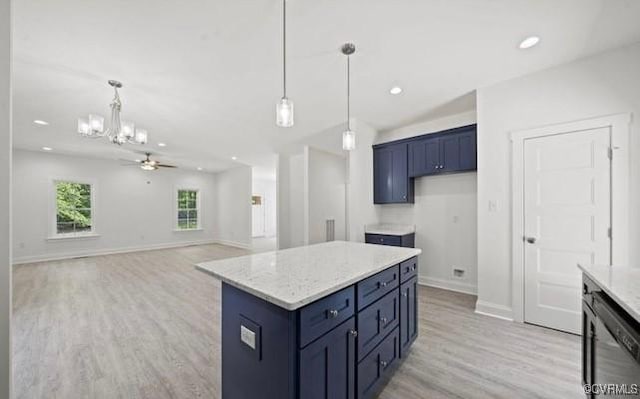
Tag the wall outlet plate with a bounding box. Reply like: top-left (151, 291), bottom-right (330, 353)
top-left (452, 267), bottom-right (466, 279)
top-left (239, 315), bottom-right (262, 360)
top-left (241, 325), bottom-right (256, 349)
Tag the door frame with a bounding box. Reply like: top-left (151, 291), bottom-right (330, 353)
top-left (510, 113), bottom-right (630, 323)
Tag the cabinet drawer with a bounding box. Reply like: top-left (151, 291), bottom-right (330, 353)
top-left (365, 234), bottom-right (401, 247)
top-left (357, 290), bottom-right (399, 361)
top-left (356, 266), bottom-right (400, 311)
top-left (399, 257), bottom-right (418, 283)
top-left (300, 286), bottom-right (355, 348)
top-left (357, 327), bottom-right (400, 399)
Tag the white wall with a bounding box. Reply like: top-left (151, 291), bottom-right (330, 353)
top-left (215, 166), bottom-right (252, 248)
top-left (288, 154), bottom-right (305, 248)
top-left (476, 42), bottom-right (640, 319)
top-left (305, 147), bottom-right (347, 244)
top-left (252, 177), bottom-right (276, 238)
top-left (0, 0), bottom-right (11, 395)
top-left (375, 112), bottom-right (478, 294)
top-left (12, 150), bottom-right (219, 263)
top-left (346, 119), bottom-right (381, 242)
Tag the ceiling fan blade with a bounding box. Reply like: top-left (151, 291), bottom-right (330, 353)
top-left (157, 164), bottom-right (177, 168)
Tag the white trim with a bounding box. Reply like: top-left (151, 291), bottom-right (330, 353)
top-left (475, 300), bottom-right (514, 321)
top-left (46, 233), bottom-right (100, 241)
top-left (216, 239), bottom-right (252, 250)
top-left (173, 228), bottom-right (204, 233)
top-left (510, 113), bottom-right (631, 323)
top-left (418, 276), bottom-right (477, 295)
top-left (12, 239), bottom-right (224, 265)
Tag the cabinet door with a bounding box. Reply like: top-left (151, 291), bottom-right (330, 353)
top-left (373, 143), bottom-right (411, 204)
top-left (373, 147), bottom-right (393, 204)
top-left (440, 130), bottom-right (476, 173)
top-left (399, 277), bottom-right (418, 357)
top-left (408, 138), bottom-right (440, 177)
top-left (300, 317), bottom-right (356, 399)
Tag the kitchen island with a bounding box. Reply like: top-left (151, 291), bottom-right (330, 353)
top-left (197, 241), bottom-right (421, 399)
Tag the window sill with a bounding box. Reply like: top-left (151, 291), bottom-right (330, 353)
top-left (173, 228), bottom-right (203, 232)
top-left (47, 233), bottom-right (101, 241)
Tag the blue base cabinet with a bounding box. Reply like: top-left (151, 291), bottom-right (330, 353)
top-left (221, 257), bottom-right (419, 399)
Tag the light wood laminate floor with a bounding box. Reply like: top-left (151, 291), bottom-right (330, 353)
top-left (13, 244), bottom-right (582, 399)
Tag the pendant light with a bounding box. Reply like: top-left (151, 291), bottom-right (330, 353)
top-left (341, 43), bottom-right (356, 151)
top-left (276, 0), bottom-right (294, 127)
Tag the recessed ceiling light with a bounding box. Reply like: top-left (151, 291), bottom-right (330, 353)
top-left (42, 147), bottom-right (52, 151)
top-left (231, 156), bottom-right (237, 161)
top-left (389, 86), bottom-right (403, 95)
top-left (158, 142), bottom-right (167, 147)
top-left (197, 167), bottom-right (203, 171)
top-left (519, 36), bottom-right (540, 49)
top-left (34, 120), bottom-right (49, 126)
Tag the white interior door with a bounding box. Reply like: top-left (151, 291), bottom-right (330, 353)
top-left (523, 127), bottom-right (611, 333)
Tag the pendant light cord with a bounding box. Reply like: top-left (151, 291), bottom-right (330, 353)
top-left (347, 55), bottom-right (351, 130)
top-left (283, 0), bottom-right (287, 99)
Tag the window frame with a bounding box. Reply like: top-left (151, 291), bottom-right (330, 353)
top-left (175, 187), bottom-right (202, 231)
top-left (49, 178), bottom-right (98, 239)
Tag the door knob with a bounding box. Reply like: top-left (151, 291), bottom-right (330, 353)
top-left (524, 236), bottom-right (537, 244)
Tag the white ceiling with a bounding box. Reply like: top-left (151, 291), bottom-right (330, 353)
top-left (12, 0), bottom-right (640, 171)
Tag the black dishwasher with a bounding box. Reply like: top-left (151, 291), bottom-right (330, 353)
top-left (583, 283), bottom-right (640, 397)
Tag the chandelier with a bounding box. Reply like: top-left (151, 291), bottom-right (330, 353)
top-left (77, 80), bottom-right (148, 145)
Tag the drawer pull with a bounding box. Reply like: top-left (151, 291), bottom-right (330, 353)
top-left (411, 265), bottom-right (416, 271)
top-left (379, 281), bottom-right (388, 288)
top-left (402, 292), bottom-right (408, 298)
top-left (349, 329), bottom-right (358, 338)
top-left (380, 360), bottom-right (388, 368)
top-left (328, 309), bottom-right (339, 318)
top-left (379, 317), bottom-right (388, 325)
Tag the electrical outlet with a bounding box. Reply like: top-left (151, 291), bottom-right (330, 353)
top-left (452, 267), bottom-right (466, 279)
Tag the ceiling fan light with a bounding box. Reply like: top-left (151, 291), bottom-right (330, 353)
top-left (276, 97), bottom-right (294, 127)
top-left (88, 114), bottom-right (104, 134)
top-left (342, 130), bottom-right (356, 151)
top-left (135, 129), bottom-right (148, 144)
top-left (140, 163), bottom-right (156, 171)
top-left (77, 118), bottom-right (90, 135)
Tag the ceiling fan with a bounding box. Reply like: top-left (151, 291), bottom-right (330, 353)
top-left (121, 152), bottom-right (177, 171)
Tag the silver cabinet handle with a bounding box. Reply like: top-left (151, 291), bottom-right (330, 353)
top-left (524, 236), bottom-right (537, 244)
top-left (380, 360), bottom-right (388, 368)
top-left (402, 292), bottom-right (408, 298)
top-left (411, 265), bottom-right (416, 271)
top-left (380, 281), bottom-right (388, 288)
top-left (440, 165), bottom-right (444, 168)
top-left (380, 238), bottom-right (384, 242)
top-left (328, 309), bottom-right (339, 318)
top-left (380, 316), bottom-right (388, 325)
top-left (349, 329), bottom-right (358, 337)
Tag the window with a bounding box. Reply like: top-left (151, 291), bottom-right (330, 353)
top-left (177, 189), bottom-right (200, 230)
top-left (55, 181), bottom-right (93, 236)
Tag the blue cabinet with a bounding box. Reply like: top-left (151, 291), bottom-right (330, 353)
top-left (221, 260), bottom-right (418, 399)
top-left (300, 317), bottom-right (356, 399)
top-left (373, 143), bottom-right (413, 204)
top-left (399, 277), bottom-right (418, 357)
top-left (408, 126), bottom-right (476, 176)
top-left (365, 233), bottom-right (415, 248)
top-left (376, 124), bottom-right (476, 204)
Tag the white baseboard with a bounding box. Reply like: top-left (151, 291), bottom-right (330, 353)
top-left (475, 300), bottom-right (514, 321)
top-left (13, 239), bottom-right (222, 265)
top-left (215, 239), bottom-right (252, 250)
top-left (418, 276), bottom-right (477, 295)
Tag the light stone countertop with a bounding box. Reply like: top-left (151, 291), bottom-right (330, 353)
top-left (364, 224), bottom-right (416, 236)
top-left (196, 241), bottom-right (421, 311)
top-left (578, 264), bottom-right (640, 323)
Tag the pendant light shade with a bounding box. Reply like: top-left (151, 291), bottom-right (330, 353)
top-left (342, 130), bottom-right (356, 151)
top-left (276, 97), bottom-right (294, 127)
top-left (342, 43), bottom-right (356, 151)
top-left (276, 0), bottom-right (294, 127)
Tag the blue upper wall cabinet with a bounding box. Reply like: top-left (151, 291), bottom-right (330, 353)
top-left (373, 142), bottom-right (413, 204)
top-left (374, 124), bottom-right (476, 204)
